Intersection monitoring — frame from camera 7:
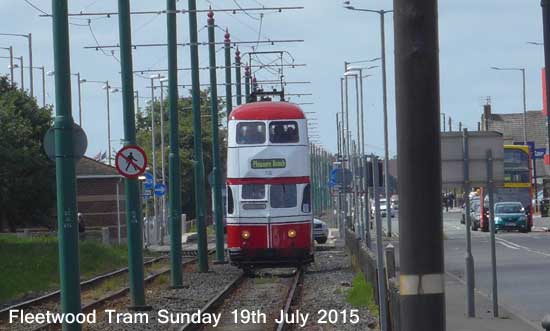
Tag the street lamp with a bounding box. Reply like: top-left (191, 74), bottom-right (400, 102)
top-left (0, 46), bottom-right (14, 84)
top-left (343, 3), bottom-right (394, 239)
top-left (491, 66), bottom-right (528, 144)
top-left (2, 54), bottom-right (23, 91)
top-left (0, 33), bottom-right (33, 98)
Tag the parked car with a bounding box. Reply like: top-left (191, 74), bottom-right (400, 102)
top-left (372, 198), bottom-right (396, 218)
top-left (391, 197), bottom-right (399, 216)
top-left (469, 200), bottom-right (488, 231)
top-left (313, 218), bottom-right (329, 244)
top-left (493, 202), bottom-right (529, 233)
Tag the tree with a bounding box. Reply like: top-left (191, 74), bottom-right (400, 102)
top-left (136, 89), bottom-right (227, 220)
top-left (0, 76), bottom-right (55, 231)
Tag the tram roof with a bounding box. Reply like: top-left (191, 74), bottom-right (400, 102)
top-left (229, 101), bottom-right (305, 121)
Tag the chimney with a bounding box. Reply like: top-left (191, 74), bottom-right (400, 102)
top-left (482, 98), bottom-right (492, 131)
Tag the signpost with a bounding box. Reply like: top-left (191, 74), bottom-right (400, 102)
top-left (144, 172), bottom-right (153, 190)
top-left (441, 130), bottom-right (504, 318)
top-left (115, 145), bottom-right (147, 179)
top-left (43, 123), bottom-right (87, 161)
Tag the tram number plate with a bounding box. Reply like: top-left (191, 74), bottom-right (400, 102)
top-left (251, 158), bottom-right (287, 169)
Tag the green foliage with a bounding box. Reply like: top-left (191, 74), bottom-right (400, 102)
top-left (346, 272), bottom-right (379, 315)
top-left (136, 89), bottom-right (227, 219)
top-left (0, 76), bottom-right (55, 231)
top-left (0, 234), bottom-right (128, 303)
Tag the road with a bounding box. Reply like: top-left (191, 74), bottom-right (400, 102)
top-left (382, 211), bottom-right (550, 326)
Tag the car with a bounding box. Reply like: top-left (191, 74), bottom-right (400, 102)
top-left (313, 218), bottom-right (329, 244)
top-left (493, 202), bottom-right (529, 233)
top-left (372, 198), bottom-right (396, 218)
top-left (468, 200), bottom-right (487, 231)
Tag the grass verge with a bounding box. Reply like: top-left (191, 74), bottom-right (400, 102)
top-left (346, 272), bottom-right (379, 316)
top-left (0, 234), bottom-right (129, 304)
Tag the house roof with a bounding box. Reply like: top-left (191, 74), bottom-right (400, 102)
top-left (76, 156), bottom-right (120, 176)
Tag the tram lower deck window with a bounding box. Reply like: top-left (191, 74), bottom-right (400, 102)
top-left (269, 121), bottom-right (299, 143)
top-left (242, 184), bottom-right (266, 200)
top-left (270, 184), bottom-right (297, 208)
top-left (237, 122), bottom-right (266, 144)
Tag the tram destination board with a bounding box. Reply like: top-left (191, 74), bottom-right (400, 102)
top-left (251, 158), bottom-right (287, 169)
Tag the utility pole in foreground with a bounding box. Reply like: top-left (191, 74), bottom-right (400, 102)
top-left (394, 0), bottom-right (446, 330)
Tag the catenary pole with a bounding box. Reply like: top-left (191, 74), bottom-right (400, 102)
top-left (208, 9), bottom-right (225, 263)
top-left (244, 65), bottom-right (251, 103)
top-left (51, 1), bottom-right (81, 330)
top-left (235, 48), bottom-right (242, 106)
top-left (9, 46), bottom-right (13, 84)
top-left (224, 29), bottom-right (233, 117)
top-left (380, 11), bottom-right (392, 237)
top-left (117, 0), bottom-right (148, 309)
top-left (28, 33), bottom-right (33, 98)
top-left (188, 0), bottom-right (209, 272)
top-left (394, 0), bottom-right (446, 330)
top-left (166, 0), bottom-right (183, 288)
top-left (463, 129), bottom-right (475, 317)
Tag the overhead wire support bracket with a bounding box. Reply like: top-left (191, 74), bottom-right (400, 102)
top-left (83, 39), bottom-right (304, 50)
top-left (130, 63), bottom-right (306, 74)
top-left (38, 6), bottom-right (304, 18)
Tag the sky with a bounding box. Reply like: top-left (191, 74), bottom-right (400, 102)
top-left (0, 0), bottom-right (546, 158)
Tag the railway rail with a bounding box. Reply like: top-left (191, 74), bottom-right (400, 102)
top-left (180, 267), bottom-right (304, 331)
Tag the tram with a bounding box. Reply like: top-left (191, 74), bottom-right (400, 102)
top-left (226, 101), bottom-right (314, 270)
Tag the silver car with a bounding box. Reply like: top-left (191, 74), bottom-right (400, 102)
top-left (313, 218), bottom-right (329, 244)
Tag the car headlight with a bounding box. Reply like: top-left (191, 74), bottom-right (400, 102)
top-left (494, 217), bottom-right (502, 222)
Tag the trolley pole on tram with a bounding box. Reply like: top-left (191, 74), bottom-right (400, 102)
top-left (51, 1), bottom-right (82, 329)
top-left (235, 49), bottom-right (242, 106)
top-left (208, 9), bottom-right (225, 264)
top-left (117, 0), bottom-right (149, 309)
top-left (166, 0), bottom-right (183, 288)
top-left (188, 0), bottom-right (209, 272)
top-left (394, 0), bottom-right (446, 330)
top-left (224, 29), bottom-right (233, 117)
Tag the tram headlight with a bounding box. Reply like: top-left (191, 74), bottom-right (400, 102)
top-left (287, 229), bottom-right (297, 238)
top-left (241, 230), bottom-right (251, 240)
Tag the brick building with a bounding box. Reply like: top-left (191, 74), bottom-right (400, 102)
top-left (76, 157), bottom-right (125, 228)
top-left (481, 103), bottom-right (549, 183)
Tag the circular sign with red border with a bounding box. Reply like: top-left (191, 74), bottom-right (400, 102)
top-left (115, 145), bottom-right (148, 179)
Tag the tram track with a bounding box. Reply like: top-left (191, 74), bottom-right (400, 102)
top-left (180, 267), bottom-right (304, 331)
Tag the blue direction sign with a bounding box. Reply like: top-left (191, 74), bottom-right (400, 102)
top-left (154, 183), bottom-right (167, 197)
top-left (144, 172), bottom-right (154, 190)
top-left (534, 148), bottom-right (546, 159)
top-left (143, 189), bottom-right (152, 201)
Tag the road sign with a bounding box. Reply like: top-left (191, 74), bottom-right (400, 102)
top-left (534, 148), bottom-right (546, 159)
top-left (115, 145), bottom-right (147, 178)
top-left (441, 131), bottom-right (504, 188)
top-left (154, 183), bottom-right (167, 197)
top-left (143, 189), bottom-right (152, 200)
top-left (43, 123), bottom-right (88, 161)
top-left (144, 172), bottom-right (154, 190)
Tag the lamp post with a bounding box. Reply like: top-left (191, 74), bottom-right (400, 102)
top-left (0, 33), bottom-right (33, 97)
top-left (0, 46), bottom-right (14, 84)
top-left (541, 0), bottom-right (550, 162)
top-left (6, 55), bottom-right (23, 91)
top-left (344, 3), bottom-right (394, 237)
top-left (490, 67), bottom-right (527, 144)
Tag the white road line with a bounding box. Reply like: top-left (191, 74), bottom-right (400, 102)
top-left (497, 241), bottom-right (520, 250)
top-left (496, 237), bottom-right (550, 258)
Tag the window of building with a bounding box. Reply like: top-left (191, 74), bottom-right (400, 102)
top-left (270, 184), bottom-right (297, 208)
top-left (301, 184), bottom-right (311, 213)
top-left (236, 122), bottom-right (266, 144)
top-left (242, 184), bottom-right (266, 200)
top-left (269, 121), bottom-right (299, 143)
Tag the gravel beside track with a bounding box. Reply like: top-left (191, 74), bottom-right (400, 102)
top-left (85, 262), bottom-right (241, 331)
top-left (290, 248), bottom-right (378, 331)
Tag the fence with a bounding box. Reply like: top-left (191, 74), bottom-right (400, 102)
top-left (344, 228), bottom-right (400, 331)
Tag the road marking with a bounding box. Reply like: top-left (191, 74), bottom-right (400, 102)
top-left (496, 240), bottom-right (520, 250)
top-left (496, 237), bottom-right (550, 258)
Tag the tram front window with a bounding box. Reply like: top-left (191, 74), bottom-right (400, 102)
top-left (269, 121), bottom-right (299, 143)
top-left (242, 184), bottom-right (266, 200)
top-left (237, 122), bottom-right (266, 144)
top-left (271, 184), bottom-right (297, 208)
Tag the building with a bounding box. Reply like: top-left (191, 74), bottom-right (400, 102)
top-left (481, 102), bottom-right (548, 186)
top-left (76, 157), bottom-right (126, 229)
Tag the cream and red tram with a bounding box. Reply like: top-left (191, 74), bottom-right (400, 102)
top-left (226, 101), bottom-right (313, 269)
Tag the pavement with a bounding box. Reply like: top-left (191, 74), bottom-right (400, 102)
top-left (364, 211), bottom-right (547, 330)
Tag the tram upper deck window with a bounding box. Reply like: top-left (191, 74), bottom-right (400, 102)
top-left (242, 184), bottom-right (266, 200)
top-left (269, 121), bottom-right (299, 143)
top-left (237, 122), bottom-right (266, 144)
top-left (270, 184), bottom-right (297, 208)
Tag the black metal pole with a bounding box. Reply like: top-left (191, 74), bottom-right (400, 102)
top-left (394, 0), bottom-right (446, 330)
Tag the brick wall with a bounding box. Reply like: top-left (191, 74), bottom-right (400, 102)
top-left (77, 178), bottom-right (126, 227)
